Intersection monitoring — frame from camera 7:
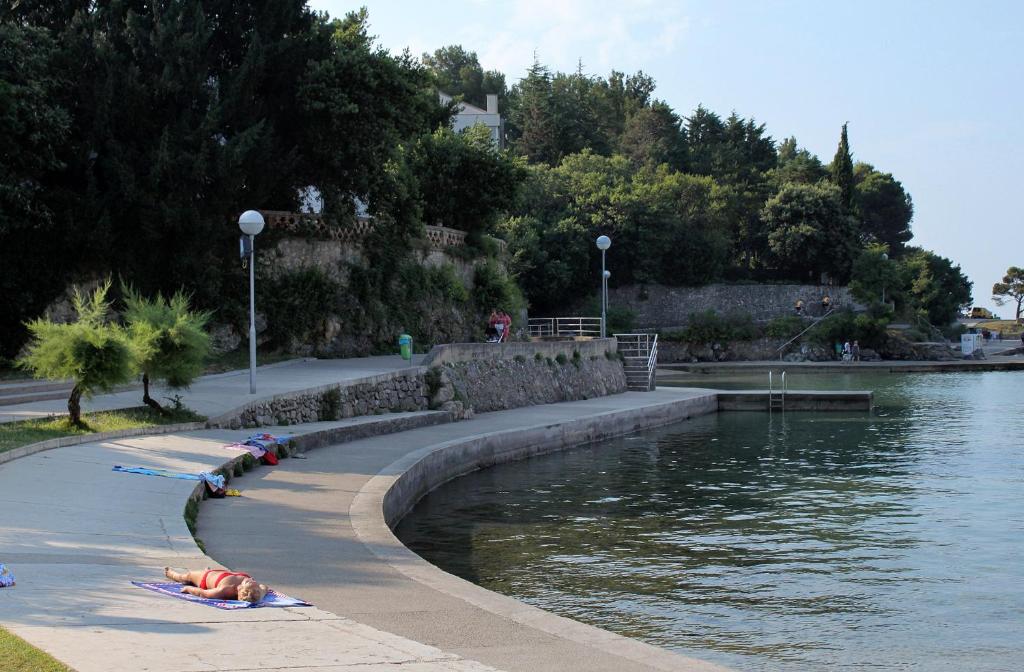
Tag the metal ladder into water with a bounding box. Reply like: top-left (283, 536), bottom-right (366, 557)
top-left (768, 370), bottom-right (787, 412)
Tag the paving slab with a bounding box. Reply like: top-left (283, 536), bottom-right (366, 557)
top-left (0, 412), bottom-right (503, 672)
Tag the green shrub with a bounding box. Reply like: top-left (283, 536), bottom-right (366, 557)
top-left (807, 308), bottom-right (889, 349)
top-left (580, 297), bottom-right (636, 334)
top-left (428, 263), bottom-right (470, 303)
top-left (514, 354), bottom-right (526, 363)
top-left (320, 387), bottom-right (342, 420)
top-left (765, 315), bottom-right (805, 339)
top-left (473, 259), bottom-right (526, 329)
top-left (534, 351), bottom-right (544, 361)
top-left (669, 310), bottom-right (759, 344)
top-left (259, 268), bottom-right (341, 349)
top-left (555, 353), bottom-right (568, 365)
top-left (424, 367), bottom-right (443, 399)
top-left (903, 328), bottom-right (928, 342)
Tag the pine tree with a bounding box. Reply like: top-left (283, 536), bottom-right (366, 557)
top-left (831, 122), bottom-right (855, 211)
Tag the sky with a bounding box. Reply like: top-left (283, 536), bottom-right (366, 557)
top-left (310, 0), bottom-right (1024, 315)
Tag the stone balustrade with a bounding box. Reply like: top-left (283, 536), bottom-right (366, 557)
top-left (259, 210), bottom-right (505, 252)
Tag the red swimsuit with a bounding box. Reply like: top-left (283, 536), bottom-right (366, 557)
top-left (198, 569), bottom-right (251, 590)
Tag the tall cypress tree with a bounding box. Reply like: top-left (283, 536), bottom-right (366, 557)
top-left (830, 122), bottom-right (855, 211)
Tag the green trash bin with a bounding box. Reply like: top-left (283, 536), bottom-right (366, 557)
top-left (399, 334), bottom-right (413, 361)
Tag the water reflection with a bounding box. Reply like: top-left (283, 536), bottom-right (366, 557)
top-left (396, 372), bottom-right (1024, 671)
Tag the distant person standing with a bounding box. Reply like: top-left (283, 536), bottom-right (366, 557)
top-left (852, 340), bottom-right (861, 361)
top-left (835, 341), bottom-right (843, 359)
top-left (843, 340), bottom-right (852, 361)
top-left (822, 295), bottom-right (832, 313)
top-left (499, 310), bottom-right (512, 342)
top-left (795, 299), bottom-right (804, 316)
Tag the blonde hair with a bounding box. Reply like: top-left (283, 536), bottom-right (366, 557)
top-left (237, 580), bottom-right (268, 603)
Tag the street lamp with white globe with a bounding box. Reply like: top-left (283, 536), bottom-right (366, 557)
top-left (596, 235), bottom-right (611, 337)
top-left (239, 210), bottom-right (265, 394)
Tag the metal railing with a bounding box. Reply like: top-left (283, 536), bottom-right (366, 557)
top-left (768, 370), bottom-right (787, 412)
top-left (528, 317), bottom-right (603, 339)
top-left (777, 309), bottom-right (835, 359)
top-left (614, 333), bottom-right (658, 391)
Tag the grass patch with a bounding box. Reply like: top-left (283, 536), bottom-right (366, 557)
top-left (0, 626), bottom-right (73, 672)
top-left (0, 406), bottom-right (205, 454)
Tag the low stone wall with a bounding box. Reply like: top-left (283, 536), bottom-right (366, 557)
top-left (606, 283), bottom-right (860, 328)
top-left (218, 340), bottom-right (627, 428)
top-left (421, 338), bottom-right (618, 367)
top-left (219, 370), bottom-right (431, 429)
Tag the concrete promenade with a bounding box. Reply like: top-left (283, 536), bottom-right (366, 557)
top-left (0, 388), bottom-right (730, 672)
top-left (0, 356), bottom-right (424, 424)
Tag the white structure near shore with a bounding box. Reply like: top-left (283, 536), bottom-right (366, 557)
top-left (439, 91), bottom-right (505, 147)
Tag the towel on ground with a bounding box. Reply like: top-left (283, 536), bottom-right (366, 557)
top-left (112, 466), bottom-right (225, 490)
top-left (224, 442), bottom-right (267, 459)
top-left (131, 581), bottom-right (311, 609)
top-left (0, 564), bottom-right (14, 587)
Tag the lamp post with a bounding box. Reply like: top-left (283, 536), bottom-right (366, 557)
top-left (239, 210), bottom-right (265, 394)
top-left (596, 235), bottom-right (611, 337)
top-left (880, 252), bottom-right (889, 305)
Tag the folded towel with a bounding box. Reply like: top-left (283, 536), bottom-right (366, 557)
top-left (132, 581), bottom-right (311, 609)
top-left (224, 442), bottom-right (266, 458)
top-left (113, 466), bottom-right (225, 490)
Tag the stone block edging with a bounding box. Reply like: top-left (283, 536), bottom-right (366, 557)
top-left (183, 410), bottom-right (455, 542)
top-left (0, 420), bottom-right (207, 466)
top-left (350, 393), bottom-right (729, 672)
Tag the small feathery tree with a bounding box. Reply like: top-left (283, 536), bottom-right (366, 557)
top-left (19, 281), bottom-right (134, 427)
top-left (122, 286), bottom-right (212, 414)
top-left (992, 266), bottom-right (1024, 322)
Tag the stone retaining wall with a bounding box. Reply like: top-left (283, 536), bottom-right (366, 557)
top-left (221, 341), bottom-right (628, 428)
top-left (440, 355), bottom-right (627, 414)
top-left (607, 283), bottom-right (861, 328)
top-left (226, 371), bottom-right (430, 429)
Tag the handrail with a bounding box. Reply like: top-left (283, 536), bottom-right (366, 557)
top-left (613, 333), bottom-right (657, 391)
top-left (646, 334), bottom-right (658, 390)
top-left (777, 309), bottom-right (835, 358)
top-left (528, 316), bottom-right (603, 339)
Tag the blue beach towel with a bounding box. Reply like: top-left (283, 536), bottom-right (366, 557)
top-left (113, 466), bottom-right (225, 490)
top-left (131, 581), bottom-right (311, 610)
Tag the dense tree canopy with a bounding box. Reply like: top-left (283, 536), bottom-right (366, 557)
top-left (0, 6), bottom-right (975, 357)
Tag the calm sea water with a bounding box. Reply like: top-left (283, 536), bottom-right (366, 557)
top-left (396, 371), bottom-right (1024, 671)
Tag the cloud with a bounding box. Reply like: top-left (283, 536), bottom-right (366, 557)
top-left (459, 0), bottom-right (691, 77)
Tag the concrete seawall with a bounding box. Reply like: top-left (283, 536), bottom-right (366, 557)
top-left (344, 387), bottom-right (870, 672)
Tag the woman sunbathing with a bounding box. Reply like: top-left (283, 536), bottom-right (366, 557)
top-left (164, 566), bottom-right (268, 603)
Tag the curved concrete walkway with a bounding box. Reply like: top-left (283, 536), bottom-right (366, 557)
top-left (0, 414), bottom-right (496, 671)
top-left (200, 389), bottom-right (726, 672)
top-left (0, 390), bottom-right (728, 672)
